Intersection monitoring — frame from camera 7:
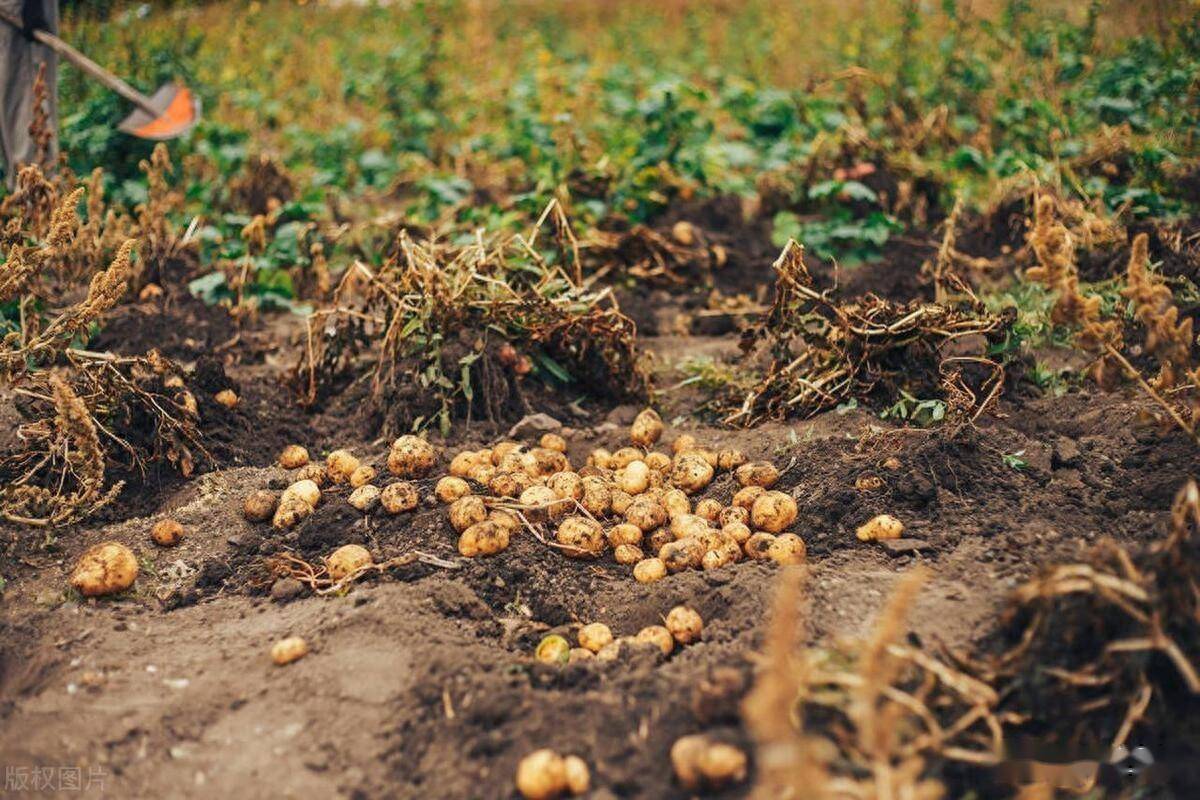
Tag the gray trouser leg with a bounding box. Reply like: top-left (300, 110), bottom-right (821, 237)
top-left (1, 0), bottom-right (59, 190)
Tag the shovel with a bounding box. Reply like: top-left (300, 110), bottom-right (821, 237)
top-left (0, 9), bottom-right (201, 140)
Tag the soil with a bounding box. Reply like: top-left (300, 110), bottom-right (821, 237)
top-left (2, 200), bottom-right (1198, 799)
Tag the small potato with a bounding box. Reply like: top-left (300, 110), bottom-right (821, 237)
top-left (327, 544), bottom-right (371, 580)
top-left (539, 432), bottom-right (567, 453)
top-left (547, 471), bottom-right (583, 502)
top-left (751, 491), bottom-right (798, 533)
top-left (717, 449), bottom-right (747, 471)
top-left (348, 484), bottom-right (382, 513)
top-left (491, 470), bottom-right (534, 498)
top-left (178, 390), bottom-right (198, 416)
top-left (563, 755), bottom-right (590, 795)
top-left (489, 509), bottom-right (521, 533)
top-left (530, 447), bottom-right (569, 477)
top-left (665, 605), bottom-right (703, 645)
top-left (702, 549), bottom-right (732, 570)
top-left (671, 453), bottom-right (714, 494)
top-left (610, 488), bottom-right (634, 516)
top-left (633, 558), bottom-right (667, 583)
top-left (769, 532), bottom-right (807, 565)
top-left (671, 735), bottom-right (709, 791)
top-left (630, 407), bottom-right (664, 447)
top-left (458, 521), bottom-right (510, 557)
top-left (744, 532), bottom-right (778, 560)
top-left (521, 485), bottom-right (569, 522)
top-left (607, 523), bottom-right (644, 547)
top-left (491, 441), bottom-right (522, 465)
top-left (855, 474), bottom-right (884, 491)
top-left (662, 489), bottom-right (691, 520)
top-left (215, 388), bottom-right (239, 409)
top-left (283, 478), bottom-right (321, 509)
top-left (578, 622), bottom-right (614, 653)
top-left (595, 638), bottom-right (626, 662)
top-left (70, 542), bottom-right (138, 597)
top-left (534, 636), bottom-right (570, 666)
top-left (243, 490), bottom-right (278, 522)
top-left (626, 498), bottom-right (667, 532)
top-left (637, 625), bottom-right (675, 656)
top-left (736, 461), bottom-right (779, 488)
top-left (722, 522), bottom-right (751, 545)
top-left (670, 514), bottom-right (710, 541)
top-left (660, 537), bottom-right (704, 572)
top-left (381, 481), bottom-right (420, 514)
top-left (151, 519), bottom-right (185, 547)
top-left (387, 435), bottom-right (438, 478)
top-left (732, 485), bottom-right (766, 509)
top-left (672, 434), bottom-right (697, 455)
top-left (719, 505), bottom-right (749, 527)
top-left (467, 464), bottom-right (496, 485)
top-left (587, 448), bottom-right (613, 469)
top-left (568, 647), bottom-right (594, 664)
top-left (645, 451), bottom-right (672, 471)
top-left (349, 465), bottom-right (377, 489)
top-left (449, 450), bottom-right (481, 478)
top-left (449, 495), bottom-right (489, 533)
top-left (556, 516), bottom-right (605, 558)
top-left (273, 496), bottom-right (313, 530)
top-left (295, 463), bottom-right (327, 487)
top-left (326, 449), bottom-right (361, 484)
top-left (516, 749), bottom-right (567, 800)
top-left (271, 636), bottom-right (309, 666)
top-left (435, 476), bottom-right (472, 504)
top-left (278, 444), bottom-right (310, 469)
top-left (883, 456), bottom-right (902, 471)
top-left (647, 528), bottom-right (674, 553)
top-left (698, 742), bottom-right (748, 788)
top-left (610, 447), bottom-right (645, 469)
top-left (616, 460), bottom-right (651, 495)
top-left (856, 514), bottom-right (905, 541)
top-left (694, 498), bottom-right (723, 522)
top-left (580, 477), bottom-right (612, 517)
top-left (613, 543), bottom-right (644, 564)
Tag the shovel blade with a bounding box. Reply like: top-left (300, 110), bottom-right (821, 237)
top-left (118, 83), bottom-right (201, 140)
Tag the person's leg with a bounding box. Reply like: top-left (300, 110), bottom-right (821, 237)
top-left (0, 0), bottom-right (58, 189)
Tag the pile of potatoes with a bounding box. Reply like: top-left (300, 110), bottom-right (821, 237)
top-left (515, 749), bottom-right (590, 800)
top-left (535, 605), bottom-right (703, 665)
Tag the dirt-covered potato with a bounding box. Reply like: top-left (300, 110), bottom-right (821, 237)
top-left (327, 544), bottom-right (372, 580)
top-left (613, 543), bottom-right (644, 564)
top-left (151, 519), bottom-right (185, 547)
top-left (491, 441), bottom-right (522, 465)
top-left (670, 737), bottom-right (747, 790)
top-left (468, 463), bottom-right (497, 485)
top-left (647, 528), bottom-right (674, 553)
top-left (214, 388), bottom-right (239, 409)
top-left (744, 532), bottom-right (777, 559)
top-left (345, 466), bottom-right (373, 489)
top-left (717, 449), bottom-right (747, 471)
top-left (326, 449), bottom-right (361, 484)
top-left (521, 485), bottom-right (569, 522)
top-left (662, 489), bottom-right (691, 520)
top-left (489, 509), bottom-right (521, 533)
top-left (694, 498), bottom-right (723, 522)
top-left (578, 622), bottom-right (614, 653)
top-left (609, 488), bottom-right (634, 516)
top-left (458, 520), bottom-right (510, 557)
top-left (243, 490), bottom-right (278, 522)
top-left (722, 521), bottom-right (752, 545)
top-left (515, 749), bottom-right (567, 800)
top-left (295, 463), bottom-right (327, 487)
top-left (636, 625), bottom-right (675, 656)
top-left (580, 477), bottom-right (612, 517)
top-left (665, 605), bottom-right (703, 645)
top-left (449, 495), bottom-right (489, 532)
top-left (645, 451), bottom-right (672, 471)
top-left (283, 478), bottom-right (321, 509)
top-left (701, 549), bottom-right (731, 570)
top-left (672, 434), bottom-right (697, 455)
top-left (769, 532), bottom-right (807, 565)
top-left (587, 448), bottom-right (613, 470)
top-left (381, 481), bottom-right (420, 514)
top-left (671, 453), bottom-right (714, 494)
top-left (856, 513), bottom-right (905, 541)
top-left (435, 476), bottom-right (471, 504)
top-left (491, 470), bottom-right (534, 498)
top-left (547, 471), bottom-right (583, 502)
top-left (348, 484), bottom-right (382, 512)
top-left (616, 460), bottom-right (651, 495)
top-left (563, 755), bottom-right (590, 795)
top-left (633, 557), bottom-right (667, 583)
top-left (273, 496), bottom-right (313, 530)
top-left (625, 497), bottom-right (667, 532)
top-left (387, 435), bottom-right (438, 478)
top-left (539, 432), bottom-right (567, 453)
top-left (607, 522), bottom-right (644, 547)
top-left (449, 450), bottom-right (479, 478)
top-left (610, 447), bottom-right (646, 469)
top-left (670, 513), bottom-right (710, 541)
top-left (535, 635), bottom-right (570, 666)
top-left (70, 542), bottom-right (138, 597)
top-left (736, 461), bottom-right (779, 488)
top-left (751, 490), bottom-right (798, 533)
top-left (556, 516), bottom-right (605, 557)
top-left (568, 647), bottom-right (594, 664)
top-left (271, 636), bottom-right (309, 666)
top-left (630, 407), bottom-right (664, 447)
top-left (660, 537), bottom-right (704, 572)
top-left (855, 474), bottom-right (884, 491)
top-left (530, 447), bottom-right (569, 476)
top-left (732, 485), bottom-right (766, 509)
top-left (278, 444), bottom-right (310, 469)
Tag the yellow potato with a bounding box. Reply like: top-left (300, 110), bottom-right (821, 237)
top-left (613, 543), bottom-right (644, 564)
top-left (662, 488), bottom-right (691, 520)
top-left (722, 521), bottom-right (751, 545)
top-left (435, 476), bottom-right (472, 504)
top-left (659, 537), bottom-right (704, 572)
top-left (717, 449), bottom-right (747, 470)
top-left (555, 516), bottom-right (605, 558)
top-left (698, 742), bottom-right (748, 788)
top-left (516, 749), bottom-right (568, 800)
top-left (769, 532), bottom-right (807, 565)
top-left (534, 635), bottom-right (570, 666)
top-left (294, 463), bottom-right (327, 487)
top-left (718, 505), bottom-right (750, 527)
top-left (530, 447), bottom-right (569, 476)
top-left (694, 498), bottom-right (723, 522)
top-left (458, 521), bottom-right (510, 557)
top-left (633, 558), bottom-right (667, 583)
top-left (521, 485), bottom-right (569, 522)
top-left (539, 432), bottom-right (567, 453)
top-left (151, 518), bottom-right (185, 547)
top-left (856, 514), bottom-right (905, 541)
top-left (381, 481), bottom-right (420, 514)
top-left (278, 444), bottom-right (309, 469)
top-left (563, 755), bottom-right (590, 795)
top-left (610, 447), bottom-right (646, 469)
top-left (490, 470), bottom-right (534, 498)
top-left (732, 485), bottom-right (765, 509)
top-left (449, 450), bottom-right (482, 478)
top-left (272, 496), bottom-right (313, 530)
top-left (449, 495), bottom-right (489, 532)
top-left (626, 498), bottom-right (667, 532)
top-left (607, 523), bottom-right (644, 547)
top-left (636, 625), bottom-right (675, 656)
top-left (616, 460), bottom-right (651, 495)
top-left (491, 441), bottom-right (522, 465)
top-left (70, 541), bottom-right (138, 597)
top-left (282, 478), bottom-right (320, 508)
top-left (665, 605), bottom-right (703, 645)
top-left (327, 544), bottom-right (372, 580)
top-left (546, 471), bottom-right (583, 502)
top-left (751, 491), bottom-right (798, 533)
top-left (645, 451), bottom-right (672, 471)
top-left (242, 490), bottom-right (278, 522)
top-left (578, 622), bottom-right (614, 653)
top-left (580, 477), bottom-right (612, 517)
top-left (630, 407), bottom-right (664, 447)
top-left (270, 636), bottom-right (308, 666)
top-left (349, 465), bottom-right (377, 488)
top-left (610, 488), bottom-right (634, 516)
top-left (387, 435), bottom-right (438, 478)
top-left (672, 434), bottom-right (697, 455)
top-left (348, 484), bottom-right (382, 512)
top-left (215, 388), bottom-right (239, 409)
top-left (670, 514), bottom-right (710, 541)
top-left (587, 448), bottom-right (613, 469)
top-left (326, 449), bottom-right (361, 484)
top-left (671, 453), bottom-right (714, 494)
top-left (736, 461), bottom-right (779, 488)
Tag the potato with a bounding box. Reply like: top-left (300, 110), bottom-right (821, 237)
top-left (624, 498), bottom-right (666, 532)
top-left (694, 498), bottom-right (723, 522)
top-left (662, 489), bottom-right (691, 520)
top-left (732, 485), bottom-right (765, 509)
top-left (671, 453), bottom-right (714, 494)
top-left (539, 432), bottom-right (567, 453)
top-left (243, 490), bottom-right (278, 522)
top-left (387, 435), bottom-right (438, 478)
top-left (769, 533), bottom-right (807, 565)
top-left (449, 495), bottom-right (489, 532)
top-left (534, 636), bottom-right (570, 666)
top-left (616, 460), bottom-right (651, 495)
top-left (694, 448), bottom-right (719, 468)
top-left (587, 448), bottom-right (613, 469)
top-left (580, 477), bottom-right (612, 517)
top-left (670, 735), bottom-right (709, 791)
top-left (516, 749), bottom-right (567, 800)
top-left (630, 407), bottom-right (664, 447)
top-left (595, 638), bottom-right (626, 662)
top-left (449, 450), bottom-right (480, 478)
top-left (665, 606), bottom-right (703, 645)
top-left (547, 471), bottom-right (583, 502)
top-left (177, 390), bottom-right (198, 416)
top-left (215, 388), bottom-right (239, 409)
top-left (491, 470), bottom-right (534, 498)
top-left (327, 544), bottom-right (372, 580)
top-left (722, 521), bottom-right (751, 545)
top-left (491, 441), bottom-right (522, 465)
top-left (717, 449), bottom-right (747, 471)
top-left (489, 509), bottom-right (521, 533)
top-left (610, 488), bottom-right (634, 516)
top-left (348, 484), bottom-right (382, 513)
top-left (637, 625), bottom-right (674, 656)
top-left (70, 542), bottom-right (138, 597)
top-left (151, 519), bottom-right (185, 547)
top-left (568, 647), bottom-right (594, 664)
top-left (698, 742), bottom-right (748, 788)
top-left (633, 558), bottom-right (667, 583)
top-left (458, 521), bottom-right (510, 557)
top-left (613, 543), bottom-right (644, 564)
top-left (611, 447), bottom-right (645, 469)
top-left (856, 513), bottom-right (905, 541)
top-left (295, 463), bottom-right (327, 487)
top-left (273, 496), bottom-right (313, 530)
top-left (883, 456), bottom-right (902, 471)
top-left (736, 461), bottom-right (779, 488)
top-left (278, 444), bottom-right (310, 469)
top-left (563, 755), bottom-right (590, 795)
top-left (670, 513), bottom-right (710, 541)
top-left (744, 532), bottom-right (777, 559)
top-left (271, 636), bottom-right (308, 666)
top-left (660, 537), bottom-right (704, 572)
top-left (607, 523), bottom-right (644, 547)
top-left (556, 516), bottom-right (605, 558)
top-left (381, 481), bottom-right (420, 514)
top-left (469, 463), bottom-right (497, 486)
top-left (645, 451), bottom-right (672, 471)
top-left (702, 549), bottom-right (731, 570)
top-left (530, 447), bottom-right (569, 477)
top-left (855, 474), bottom-right (884, 491)
top-left (435, 476), bottom-right (471, 504)
top-left (578, 622), bottom-right (614, 653)
top-left (647, 528), bottom-right (674, 553)
top-left (283, 478), bottom-right (321, 509)
top-left (326, 449), bottom-right (360, 484)
top-left (672, 434), bottom-right (697, 455)
top-left (349, 465), bottom-right (377, 488)
top-left (521, 485), bottom-right (569, 522)
top-left (751, 491), bottom-right (798, 533)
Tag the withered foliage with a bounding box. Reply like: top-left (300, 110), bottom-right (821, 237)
top-left (295, 203), bottom-right (647, 436)
top-left (228, 153), bottom-right (297, 216)
top-left (583, 220), bottom-right (727, 286)
top-left (725, 241), bottom-right (1010, 427)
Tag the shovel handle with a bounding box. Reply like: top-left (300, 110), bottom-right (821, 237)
top-left (0, 9), bottom-right (158, 116)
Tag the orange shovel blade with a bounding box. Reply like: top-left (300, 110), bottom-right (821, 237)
top-left (118, 83), bottom-right (201, 140)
